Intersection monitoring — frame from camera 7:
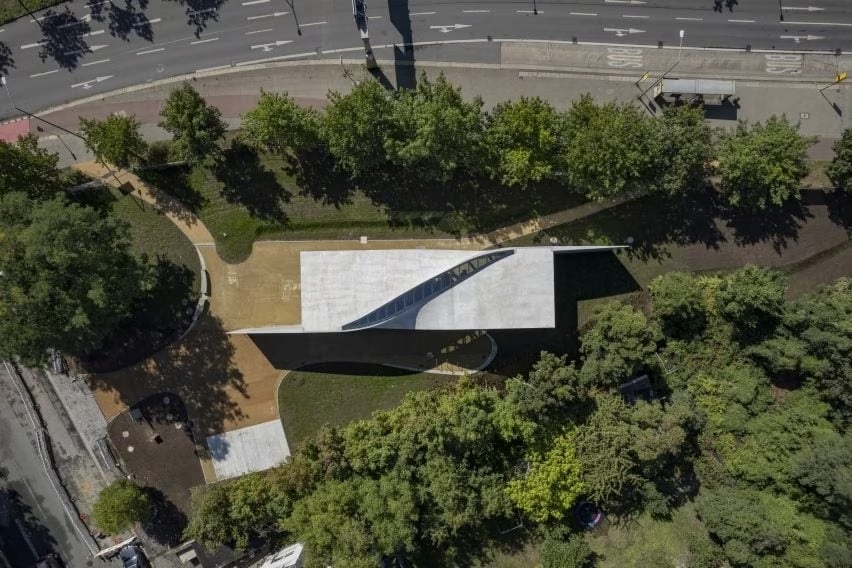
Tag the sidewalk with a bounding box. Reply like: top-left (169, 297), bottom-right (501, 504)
top-left (10, 51), bottom-right (847, 166)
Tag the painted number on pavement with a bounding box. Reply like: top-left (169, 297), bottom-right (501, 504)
top-left (607, 47), bottom-right (643, 68)
top-left (765, 54), bottom-right (802, 75)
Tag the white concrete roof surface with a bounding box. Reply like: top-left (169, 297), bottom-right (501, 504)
top-left (206, 419), bottom-right (291, 481)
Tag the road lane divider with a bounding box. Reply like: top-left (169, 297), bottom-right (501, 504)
top-left (190, 37), bottom-right (219, 45)
top-left (136, 47), bottom-right (165, 55)
top-left (82, 58), bottom-right (110, 67)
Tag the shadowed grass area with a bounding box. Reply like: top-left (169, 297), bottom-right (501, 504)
top-left (0, 0), bottom-right (63, 24)
top-left (138, 141), bottom-right (586, 263)
top-left (278, 363), bottom-right (453, 450)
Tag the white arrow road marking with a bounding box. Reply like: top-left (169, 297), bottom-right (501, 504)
top-left (781, 5), bottom-right (825, 11)
top-left (64, 44), bottom-right (107, 56)
top-left (246, 11), bottom-right (288, 20)
top-left (58, 14), bottom-right (91, 28)
top-left (71, 75), bottom-right (113, 89)
top-left (604, 27), bottom-right (645, 37)
top-left (429, 23), bottom-right (472, 33)
top-left (250, 39), bottom-right (293, 51)
top-left (780, 34), bottom-right (825, 42)
top-left (606, 0), bottom-right (646, 4)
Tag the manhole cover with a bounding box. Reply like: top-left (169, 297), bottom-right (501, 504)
top-left (127, 446), bottom-right (134, 453)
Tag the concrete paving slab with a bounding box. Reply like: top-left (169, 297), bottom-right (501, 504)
top-left (206, 419), bottom-right (291, 481)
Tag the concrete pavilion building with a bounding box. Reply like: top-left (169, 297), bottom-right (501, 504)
top-left (230, 245), bottom-right (624, 335)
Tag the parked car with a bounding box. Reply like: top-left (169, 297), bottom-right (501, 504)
top-left (119, 545), bottom-right (150, 568)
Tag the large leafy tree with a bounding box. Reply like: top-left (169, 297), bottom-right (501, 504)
top-left (649, 271), bottom-right (709, 338)
top-left (385, 73), bottom-right (486, 182)
top-left (560, 94), bottom-right (661, 200)
top-left (579, 301), bottom-right (660, 388)
top-left (826, 128), bottom-right (852, 191)
top-left (506, 429), bottom-right (585, 522)
top-left (241, 90), bottom-right (321, 155)
top-left (92, 479), bottom-right (151, 535)
top-left (159, 83), bottom-right (226, 163)
top-left (0, 193), bottom-right (150, 363)
top-left (322, 79), bottom-right (396, 178)
top-left (504, 351), bottom-right (585, 428)
top-left (656, 105), bottom-right (715, 194)
top-left (715, 265), bottom-right (787, 341)
top-left (485, 96), bottom-right (560, 187)
top-left (0, 134), bottom-right (62, 200)
top-left (717, 115), bottom-right (813, 209)
top-left (79, 114), bottom-right (148, 169)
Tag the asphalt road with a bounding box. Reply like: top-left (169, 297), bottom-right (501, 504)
top-left (0, 0), bottom-right (851, 118)
top-left (0, 365), bottom-right (96, 568)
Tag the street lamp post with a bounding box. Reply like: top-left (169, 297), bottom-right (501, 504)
top-left (678, 29), bottom-right (685, 61)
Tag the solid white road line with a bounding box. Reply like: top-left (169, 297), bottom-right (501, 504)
top-left (676, 17), bottom-right (703, 21)
top-left (463, 10), bottom-right (490, 13)
top-left (30, 70), bottom-right (59, 78)
top-left (300, 21), bottom-right (327, 27)
top-left (410, 12), bottom-right (436, 16)
top-left (190, 37), bottom-right (219, 45)
top-left (517, 10), bottom-right (541, 14)
top-left (245, 28), bottom-right (273, 35)
top-left (623, 14), bottom-right (649, 18)
top-left (82, 58), bottom-right (110, 66)
top-left (134, 18), bottom-right (161, 27)
top-left (571, 12), bottom-right (598, 16)
top-left (136, 47), bottom-right (165, 55)
top-left (196, 64), bottom-right (231, 73)
top-left (783, 20), bottom-right (852, 26)
top-left (728, 19), bottom-right (755, 23)
top-left (369, 16), bottom-right (382, 19)
top-left (242, 0), bottom-right (270, 4)
top-left (236, 52), bottom-right (316, 66)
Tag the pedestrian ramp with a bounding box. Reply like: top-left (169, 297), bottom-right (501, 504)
top-left (206, 420), bottom-right (291, 481)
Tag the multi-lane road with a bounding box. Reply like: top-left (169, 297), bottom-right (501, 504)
top-left (1, 0), bottom-right (852, 118)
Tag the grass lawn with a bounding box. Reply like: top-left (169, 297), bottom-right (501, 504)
top-left (0, 0), bottom-right (63, 23)
top-left (139, 143), bottom-right (585, 263)
top-left (278, 363), bottom-right (453, 450)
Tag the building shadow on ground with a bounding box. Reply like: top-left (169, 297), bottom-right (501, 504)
top-left (388, 0), bottom-right (416, 90)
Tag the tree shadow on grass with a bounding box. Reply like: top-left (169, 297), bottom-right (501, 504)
top-left (212, 139), bottom-right (291, 221)
top-left (88, 314), bottom-right (246, 458)
top-left (528, 189), bottom-right (726, 262)
top-left (142, 486), bottom-right (189, 547)
top-left (38, 7), bottom-right (91, 71)
top-left (81, 257), bottom-right (197, 372)
top-left (136, 163), bottom-right (208, 224)
top-left (722, 192), bottom-right (814, 253)
top-left (287, 146), bottom-right (354, 208)
top-left (826, 188), bottom-right (852, 233)
top-left (0, 40), bottom-right (13, 76)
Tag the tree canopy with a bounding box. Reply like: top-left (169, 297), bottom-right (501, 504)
top-left (92, 479), bottom-right (151, 535)
top-left (159, 83), bottom-right (227, 163)
top-left (79, 113), bottom-right (147, 169)
top-left (0, 134), bottom-right (62, 201)
top-left (827, 128), bottom-right (852, 191)
top-left (717, 115), bottom-right (813, 209)
top-left (0, 193), bottom-right (151, 363)
top-left (241, 90), bottom-right (321, 155)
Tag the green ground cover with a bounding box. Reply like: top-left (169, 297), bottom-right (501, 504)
top-left (0, 0), bottom-right (62, 24)
top-left (140, 146), bottom-right (584, 263)
top-left (278, 363), bottom-right (453, 450)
